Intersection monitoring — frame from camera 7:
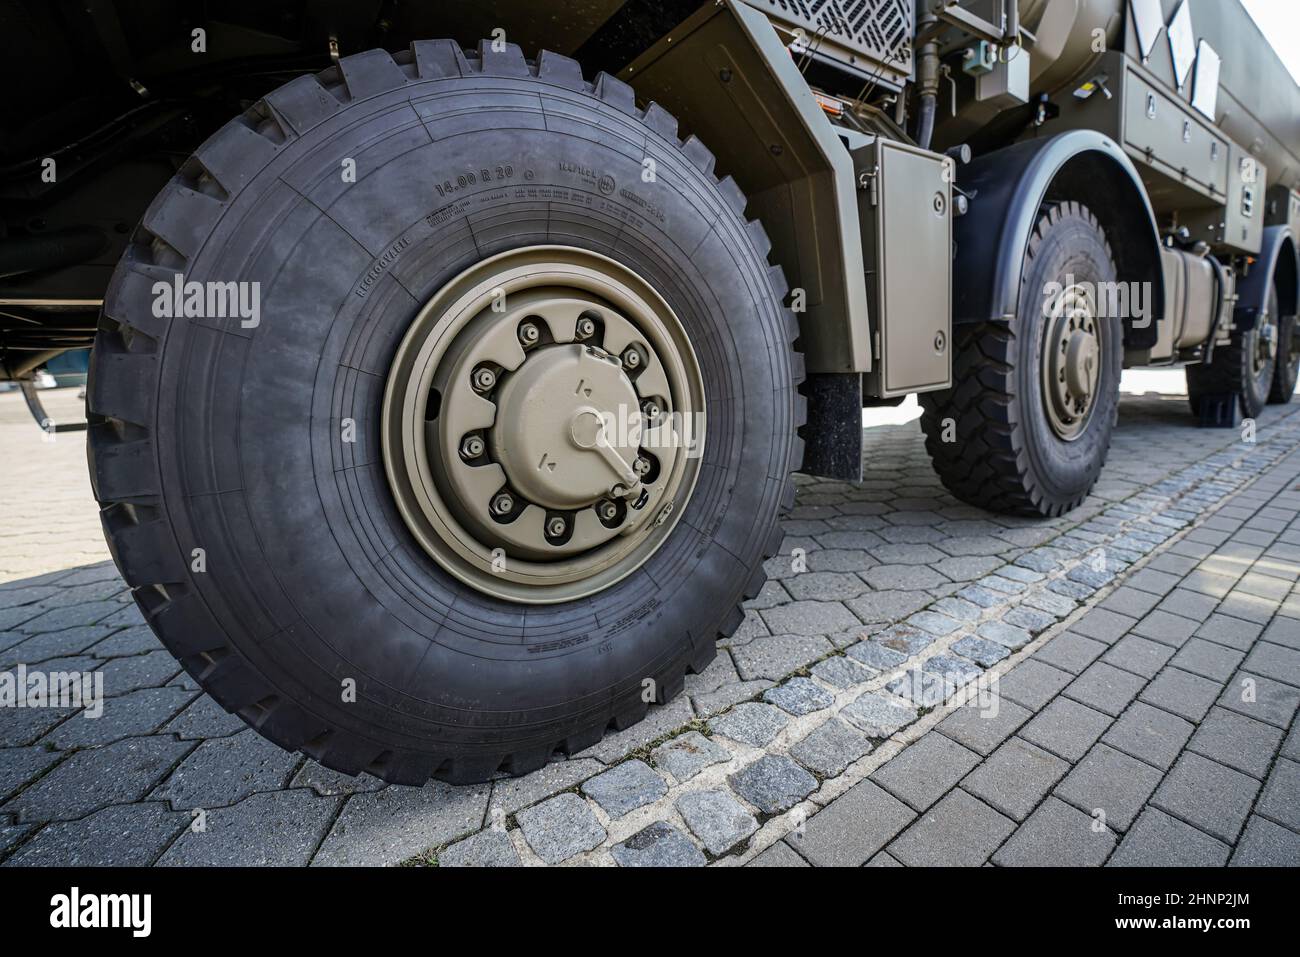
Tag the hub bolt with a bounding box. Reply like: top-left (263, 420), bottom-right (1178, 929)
top-left (460, 436), bottom-right (485, 459)
top-left (596, 500), bottom-right (619, 522)
top-left (621, 346), bottom-right (642, 369)
top-left (546, 516), bottom-right (568, 538)
top-left (518, 322), bottom-right (540, 345)
top-left (641, 399), bottom-right (661, 420)
top-left (576, 316), bottom-right (596, 339)
top-left (491, 492), bottom-right (514, 515)
top-left (633, 456), bottom-right (651, 477)
top-left (473, 367), bottom-right (497, 392)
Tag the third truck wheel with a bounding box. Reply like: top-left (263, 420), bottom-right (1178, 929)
top-left (921, 201), bottom-right (1122, 517)
top-left (86, 42), bottom-right (803, 785)
top-left (1187, 283), bottom-right (1281, 418)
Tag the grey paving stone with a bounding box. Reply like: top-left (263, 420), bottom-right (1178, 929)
top-left (1187, 707), bottom-right (1284, 779)
top-left (1132, 610), bottom-right (1200, 647)
top-left (1019, 697), bottom-right (1112, 762)
top-left (676, 789), bottom-right (759, 855)
top-left (578, 697), bottom-right (695, 762)
top-left (1230, 815), bottom-right (1300, 866)
top-left (0, 626), bottom-right (115, 667)
top-left (488, 758), bottom-right (604, 815)
top-left (93, 649), bottom-right (180, 695)
top-left (845, 590), bottom-right (933, 623)
top-left (888, 789), bottom-right (1015, 867)
top-left (951, 635), bottom-right (1010, 667)
top-left (790, 717), bottom-right (872, 777)
top-left (580, 760), bottom-right (667, 818)
top-left (908, 611), bottom-right (962, 637)
top-left (1100, 587), bottom-right (1161, 620)
top-left (936, 698), bottom-right (1032, 756)
top-left (992, 797), bottom-right (1116, 866)
top-left (1109, 807), bottom-right (1231, 867)
top-left (691, 679), bottom-right (772, 718)
top-left (438, 828), bottom-right (520, 867)
top-left (1022, 589), bottom-right (1078, 618)
top-left (1100, 634), bottom-right (1174, 679)
top-left (709, 702), bottom-right (789, 748)
top-left (0, 822), bottom-right (33, 857)
top-left (1261, 615), bottom-right (1300, 650)
top-left (4, 802), bottom-right (187, 866)
top-left (1102, 701), bottom-right (1194, 770)
top-left (651, 732), bottom-right (731, 784)
top-left (514, 792), bottom-right (607, 864)
top-left (977, 620), bottom-right (1033, 650)
top-left (1071, 609), bottom-right (1137, 644)
top-left (610, 821), bottom-right (706, 867)
top-left (1196, 613), bottom-right (1263, 651)
top-left (1063, 662), bottom-right (1146, 717)
top-left (962, 736), bottom-right (1068, 821)
top-left (840, 691), bottom-right (918, 737)
top-left (151, 729), bottom-right (299, 810)
top-left (1124, 568), bottom-right (1183, 596)
top-left (873, 623), bottom-right (938, 655)
top-left (1054, 743), bottom-right (1162, 832)
top-left (1170, 638), bottom-right (1246, 683)
top-left (0, 703), bottom-right (77, 748)
top-left (161, 789), bottom-right (339, 867)
top-left (748, 840), bottom-right (810, 867)
top-left (921, 653), bottom-right (982, 687)
top-left (782, 572), bottom-right (870, 602)
top-left (87, 626), bottom-right (161, 659)
top-left (862, 565), bottom-right (950, 591)
top-left (1034, 633), bottom-right (1108, 675)
top-left (312, 779), bottom-right (491, 866)
top-left (788, 780), bottom-right (915, 867)
top-left (289, 761), bottom-right (386, 797)
top-left (732, 633), bottom-right (834, 681)
top-left (2, 735), bottom-right (192, 822)
top-left (728, 755), bottom-right (817, 814)
top-left (42, 686), bottom-right (194, 749)
top-left (162, 694), bottom-right (249, 739)
top-left (846, 640), bottom-right (908, 671)
top-left (1255, 757), bottom-right (1300, 832)
top-left (1157, 587), bottom-right (1219, 621)
top-left (1284, 720), bottom-right (1300, 762)
top-left (810, 655), bottom-right (875, 689)
top-left (1151, 752), bottom-right (1260, 844)
top-left (886, 668), bottom-right (955, 707)
top-left (763, 677), bottom-right (834, 716)
top-left (998, 660), bottom-right (1074, 710)
top-left (759, 601), bottom-right (861, 637)
top-left (1216, 670), bottom-right (1300, 728)
top-left (0, 745), bottom-right (63, 802)
top-left (1244, 641), bottom-right (1300, 688)
top-left (871, 733), bottom-right (981, 813)
top-left (1003, 606), bottom-right (1058, 635)
top-left (1139, 667), bottom-right (1221, 723)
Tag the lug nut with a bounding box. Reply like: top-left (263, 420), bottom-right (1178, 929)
top-left (621, 346), bottom-right (642, 369)
top-left (640, 399), bottom-right (661, 420)
top-left (491, 492), bottom-right (514, 515)
top-left (546, 516), bottom-right (567, 538)
top-left (473, 367), bottom-right (497, 392)
top-left (633, 456), bottom-right (651, 477)
top-left (596, 500), bottom-right (618, 522)
top-left (576, 316), bottom-right (596, 339)
top-left (460, 436), bottom-right (485, 459)
top-left (518, 322), bottom-right (540, 345)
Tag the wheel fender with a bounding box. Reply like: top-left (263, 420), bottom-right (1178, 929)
top-left (1236, 225), bottom-right (1299, 331)
top-left (955, 131), bottom-right (1164, 350)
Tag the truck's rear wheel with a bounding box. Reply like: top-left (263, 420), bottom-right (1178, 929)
top-left (921, 202), bottom-right (1121, 516)
top-left (1268, 308), bottom-right (1299, 404)
top-left (86, 42), bottom-right (802, 785)
top-left (1187, 284), bottom-right (1280, 418)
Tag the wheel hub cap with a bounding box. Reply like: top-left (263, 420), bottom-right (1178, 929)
top-left (1042, 284), bottom-right (1102, 441)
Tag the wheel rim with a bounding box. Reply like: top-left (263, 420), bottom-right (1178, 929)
top-left (1252, 311), bottom-right (1279, 380)
top-left (382, 246), bottom-right (705, 603)
top-left (1041, 282), bottom-right (1103, 441)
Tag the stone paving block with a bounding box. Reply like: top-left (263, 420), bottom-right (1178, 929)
top-left (1123, 568), bottom-right (1183, 596)
top-left (580, 760), bottom-right (667, 818)
top-left (487, 758), bottom-right (603, 816)
top-left (691, 679), bottom-right (772, 718)
top-left (1156, 587), bottom-right (1219, 622)
top-left (1100, 634), bottom-right (1174, 679)
top-left (94, 649), bottom-right (181, 696)
top-left (0, 745), bottom-right (63, 802)
top-left (676, 789), bottom-right (759, 855)
top-left (998, 660), bottom-right (1074, 710)
top-left (874, 623), bottom-right (938, 656)
top-left (1216, 670), bottom-right (1300, 729)
top-left (1131, 610), bottom-right (1199, 647)
top-left (42, 686), bottom-right (194, 749)
top-left (1196, 613), bottom-right (1263, 651)
top-left (951, 635), bottom-right (1009, 668)
top-left (1255, 757), bottom-right (1300, 832)
top-left (1218, 591), bottom-right (1280, 625)
top-left (1054, 743), bottom-right (1162, 832)
top-left (1109, 807), bottom-right (1231, 866)
top-left (4, 802), bottom-right (188, 866)
top-left (790, 717), bottom-right (871, 777)
top-left (151, 728), bottom-right (300, 810)
top-left (1169, 637), bottom-right (1246, 683)
top-left (846, 640), bottom-right (908, 672)
top-left (651, 732), bottom-right (731, 784)
top-left (1100, 587), bottom-right (1161, 619)
top-left (1, 625), bottom-right (115, 667)
top-left (992, 797), bottom-right (1116, 866)
top-left (1230, 815), bottom-right (1300, 866)
top-left (1261, 615), bottom-right (1300, 650)
top-left (1063, 662), bottom-right (1146, 717)
top-left (921, 653), bottom-right (982, 687)
top-left (87, 625), bottom-right (161, 659)
top-left (438, 827), bottom-right (520, 867)
top-left (788, 780), bottom-right (915, 867)
top-left (1243, 641), bottom-right (1300, 688)
top-left (1187, 707), bottom-right (1284, 779)
top-left (290, 762), bottom-right (386, 797)
top-left (977, 620), bottom-right (1033, 650)
top-left (871, 733), bottom-right (980, 812)
top-left (747, 840), bottom-right (809, 867)
top-left (845, 590), bottom-right (932, 623)
top-left (961, 737), bottom-right (1068, 821)
top-left (1022, 589), bottom-right (1078, 619)
top-left (782, 572), bottom-right (870, 602)
top-left (1284, 721), bottom-right (1300, 763)
top-left (0, 822), bottom-right (33, 857)
top-left (810, 654), bottom-right (875, 689)
top-left (1072, 609), bottom-right (1137, 644)
top-left (885, 668), bottom-right (954, 707)
top-left (709, 702), bottom-right (789, 748)
top-left (840, 691), bottom-right (918, 737)
top-left (728, 755), bottom-right (817, 815)
top-left (2, 735), bottom-right (192, 822)
top-left (0, 704), bottom-right (77, 748)
top-left (1151, 752), bottom-right (1260, 844)
top-left (314, 779), bottom-right (492, 866)
top-left (1101, 701), bottom-right (1194, 771)
top-left (162, 694), bottom-right (247, 739)
top-left (763, 676), bottom-right (834, 716)
top-left (1139, 666), bottom-right (1221, 723)
top-left (12, 601), bottom-right (122, 636)
top-left (936, 698), bottom-right (1031, 756)
top-left (610, 821), bottom-right (706, 867)
top-left (1003, 606), bottom-right (1058, 635)
top-left (578, 697), bottom-right (694, 762)
top-left (161, 790), bottom-right (339, 867)
top-left (759, 601), bottom-right (860, 637)
top-left (1019, 697), bottom-right (1112, 762)
top-left (732, 633), bottom-right (834, 681)
top-left (1033, 633), bottom-right (1108, 675)
top-left (888, 789), bottom-right (1015, 867)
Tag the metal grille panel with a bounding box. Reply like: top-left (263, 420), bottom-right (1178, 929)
top-left (759, 0), bottom-right (914, 85)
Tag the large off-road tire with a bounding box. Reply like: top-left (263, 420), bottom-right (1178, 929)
top-left (1268, 307), bottom-right (1298, 404)
top-left (86, 42), bottom-right (803, 785)
top-left (921, 201), bottom-right (1122, 517)
top-left (1187, 284), bottom-right (1279, 418)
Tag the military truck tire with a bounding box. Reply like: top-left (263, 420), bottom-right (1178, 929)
top-left (1187, 284), bottom-right (1279, 419)
top-left (1268, 307), bottom-right (1298, 404)
top-left (86, 42), bottom-right (803, 785)
top-left (921, 202), bottom-right (1121, 517)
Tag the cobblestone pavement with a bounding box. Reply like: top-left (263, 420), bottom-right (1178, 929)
top-left (1, 383), bottom-right (1298, 866)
